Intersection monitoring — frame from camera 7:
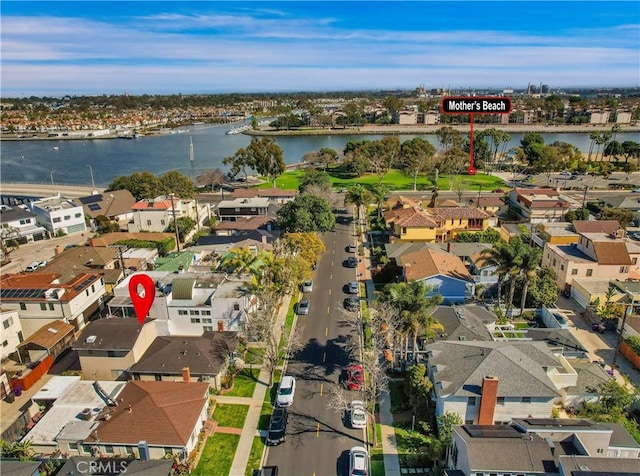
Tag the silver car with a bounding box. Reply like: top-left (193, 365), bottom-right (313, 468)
top-left (298, 299), bottom-right (310, 315)
top-left (301, 280), bottom-right (313, 293)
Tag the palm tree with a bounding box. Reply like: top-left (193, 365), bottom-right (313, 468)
top-left (519, 246), bottom-right (542, 314)
top-left (369, 184), bottom-right (390, 218)
top-left (221, 247), bottom-right (266, 275)
top-left (344, 184), bottom-right (373, 221)
top-left (481, 240), bottom-right (521, 311)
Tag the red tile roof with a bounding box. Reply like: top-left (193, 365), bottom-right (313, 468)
top-left (89, 381), bottom-right (209, 447)
top-left (592, 241), bottom-right (632, 265)
top-left (429, 207), bottom-right (491, 220)
top-left (0, 272), bottom-right (102, 302)
top-left (573, 220), bottom-right (621, 235)
top-left (398, 248), bottom-right (472, 281)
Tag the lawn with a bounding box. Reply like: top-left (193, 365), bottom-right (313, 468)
top-left (244, 346), bottom-right (265, 365)
top-left (212, 403), bottom-right (250, 428)
top-left (193, 433), bottom-right (240, 476)
top-left (244, 437), bottom-right (266, 476)
top-left (225, 368), bottom-right (260, 398)
top-left (257, 167), bottom-right (506, 192)
top-left (278, 295), bottom-right (298, 354)
top-left (371, 448), bottom-right (385, 476)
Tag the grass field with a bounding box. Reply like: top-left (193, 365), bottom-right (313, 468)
top-left (244, 347), bottom-right (266, 365)
top-left (244, 436), bottom-right (266, 476)
top-left (257, 168), bottom-right (505, 192)
top-left (212, 403), bottom-right (250, 428)
top-left (193, 433), bottom-right (240, 476)
top-left (225, 368), bottom-right (260, 398)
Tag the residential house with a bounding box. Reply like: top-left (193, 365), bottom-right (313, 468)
top-left (513, 418), bottom-right (640, 459)
top-left (0, 272), bottom-right (106, 337)
top-left (17, 319), bottom-right (75, 364)
top-left (107, 271), bottom-right (257, 336)
top-left (507, 188), bottom-right (571, 222)
top-left (597, 194), bottom-right (640, 213)
top-left (74, 318), bottom-right (158, 380)
top-left (560, 360), bottom-right (612, 408)
top-left (533, 222), bottom-right (579, 248)
top-left (216, 197), bottom-right (272, 222)
top-left (21, 378), bottom-right (126, 455)
top-left (0, 461), bottom-right (41, 476)
top-left (56, 457), bottom-right (174, 476)
top-left (128, 332), bottom-right (239, 390)
top-left (232, 187), bottom-right (296, 204)
top-left (446, 424), bottom-right (555, 476)
top-left (383, 206), bottom-right (442, 242)
top-left (558, 456), bottom-right (640, 475)
top-left (196, 230), bottom-right (277, 249)
top-left (426, 341), bottom-right (572, 424)
top-left (569, 278), bottom-right (622, 310)
top-left (128, 195), bottom-right (209, 233)
top-left (384, 195), bottom-right (421, 210)
top-left (429, 305), bottom-right (494, 343)
top-left (1, 310), bottom-right (24, 361)
top-left (41, 246), bottom-right (123, 293)
top-left (467, 195), bottom-right (507, 216)
top-left (523, 328), bottom-right (588, 359)
top-left (398, 247), bottom-right (475, 304)
top-left (427, 207), bottom-right (492, 240)
top-left (27, 196), bottom-right (87, 236)
top-left (572, 219), bottom-right (623, 237)
top-left (212, 216), bottom-right (274, 236)
top-left (443, 242), bottom-right (497, 288)
top-left (120, 248), bottom-right (159, 273)
top-left (82, 381), bottom-right (210, 460)
top-left (542, 232), bottom-right (635, 290)
top-left (74, 189), bottom-right (136, 230)
top-left (0, 205), bottom-right (48, 244)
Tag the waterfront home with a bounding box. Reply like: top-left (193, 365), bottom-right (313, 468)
top-left (27, 196), bottom-right (87, 236)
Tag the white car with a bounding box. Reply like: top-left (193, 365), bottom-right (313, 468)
top-left (25, 260), bottom-right (47, 272)
top-left (349, 400), bottom-right (367, 429)
top-left (348, 281), bottom-right (359, 294)
top-left (276, 375), bottom-right (296, 407)
top-left (349, 446), bottom-right (370, 476)
top-left (301, 279), bottom-right (313, 293)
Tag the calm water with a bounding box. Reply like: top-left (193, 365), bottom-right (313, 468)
top-left (1, 125), bottom-right (638, 187)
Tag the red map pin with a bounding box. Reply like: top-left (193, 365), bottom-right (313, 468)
top-left (128, 274), bottom-right (155, 325)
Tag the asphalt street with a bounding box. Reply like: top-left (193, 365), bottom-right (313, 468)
top-left (265, 207), bottom-right (367, 476)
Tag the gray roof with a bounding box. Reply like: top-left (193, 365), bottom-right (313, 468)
top-left (525, 328), bottom-right (588, 354)
top-left (427, 341), bottom-right (562, 398)
top-left (74, 318), bottom-right (154, 351)
top-left (455, 425), bottom-right (556, 473)
top-left (0, 206), bottom-right (36, 223)
top-left (563, 361), bottom-right (611, 396)
top-left (384, 242), bottom-right (433, 260)
top-left (0, 461), bottom-right (41, 476)
top-left (598, 422), bottom-right (640, 449)
top-left (56, 458), bottom-right (173, 476)
top-left (558, 455), bottom-right (640, 474)
top-left (430, 305), bottom-right (493, 342)
top-left (128, 331), bottom-right (238, 376)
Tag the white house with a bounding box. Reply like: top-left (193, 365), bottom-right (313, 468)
top-left (128, 195), bottom-right (209, 233)
top-left (0, 205), bottom-right (49, 244)
top-left (1, 310), bottom-right (24, 361)
top-left (28, 196), bottom-right (86, 236)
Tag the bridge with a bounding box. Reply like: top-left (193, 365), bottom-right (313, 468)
top-left (0, 183), bottom-right (98, 205)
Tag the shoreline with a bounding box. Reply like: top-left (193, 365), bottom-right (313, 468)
top-left (245, 123), bottom-right (640, 136)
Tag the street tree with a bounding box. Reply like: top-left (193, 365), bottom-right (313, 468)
top-left (399, 137), bottom-right (437, 191)
top-left (247, 137), bottom-right (286, 188)
top-left (622, 141), bottom-right (640, 164)
top-left (196, 168), bottom-right (226, 192)
top-left (279, 232), bottom-right (326, 266)
top-left (344, 184), bottom-right (373, 220)
top-left (159, 170), bottom-right (194, 199)
top-left (435, 126), bottom-right (463, 150)
top-left (223, 147), bottom-right (255, 186)
top-left (108, 171), bottom-right (162, 200)
top-left (0, 226), bottom-right (20, 265)
top-left (298, 168), bottom-right (331, 194)
top-left (604, 140), bottom-right (623, 161)
top-left (276, 195), bottom-right (336, 233)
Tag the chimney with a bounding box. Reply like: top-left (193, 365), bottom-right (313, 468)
top-left (138, 440), bottom-right (150, 461)
top-left (477, 376), bottom-right (499, 425)
top-left (54, 245), bottom-right (62, 255)
top-left (182, 367), bottom-right (191, 383)
top-left (261, 234), bottom-right (267, 244)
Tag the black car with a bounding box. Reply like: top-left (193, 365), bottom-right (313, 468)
top-left (347, 256), bottom-right (358, 268)
top-left (267, 407), bottom-right (288, 445)
top-left (257, 467), bottom-right (279, 476)
top-left (345, 297), bottom-right (360, 311)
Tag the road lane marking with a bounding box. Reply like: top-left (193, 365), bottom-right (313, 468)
top-left (330, 273), bottom-right (332, 280)
top-left (325, 327), bottom-right (328, 336)
top-left (316, 422), bottom-right (320, 437)
top-left (329, 288), bottom-right (331, 296)
top-left (332, 249), bottom-right (334, 254)
top-left (320, 384), bottom-right (323, 396)
top-left (327, 306), bottom-right (330, 315)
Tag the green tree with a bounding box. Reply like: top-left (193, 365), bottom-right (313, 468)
top-left (278, 232), bottom-right (326, 265)
top-left (95, 215), bottom-right (120, 233)
top-left (276, 195), bottom-right (336, 233)
top-left (405, 364), bottom-right (433, 420)
top-left (519, 246), bottom-right (542, 314)
top-left (564, 208), bottom-right (591, 222)
top-left (481, 239), bottom-right (522, 311)
top-left (220, 247), bottom-right (268, 275)
top-left (604, 140), bottom-right (623, 161)
top-left (598, 208), bottom-right (634, 229)
top-left (526, 267), bottom-right (558, 308)
top-left (298, 168), bottom-right (331, 194)
top-left (382, 95), bottom-right (403, 122)
top-left (159, 170), bottom-right (194, 199)
top-left (435, 126), bottom-right (463, 150)
top-left (223, 147), bottom-right (255, 186)
top-left (622, 141), bottom-right (640, 164)
top-left (344, 184), bottom-right (373, 219)
top-left (165, 216), bottom-right (196, 242)
top-left (247, 137), bottom-right (286, 188)
top-left (196, 168), bottom-right (226, 192)
top-left (108, 171), bottom-right (162, 200)
top-left (400, 137), bottom-right (437, 191)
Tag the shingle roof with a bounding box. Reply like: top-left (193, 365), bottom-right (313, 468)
top-left (399, 248), bottom-right (472, 282)
top-left (427, 341), bottom-right (562, 398)
top-left (591, 241), bottom-right (632, 265)
top-left (430, 306), bottom-right (493, 342)
top-left (385, 194), bottom-right (420, 209)
top-left (0, 207), bottom-right (37, 223)
top-left (74, 318), bottom-right (154, 351)
top-left (128, 332), bottom-right (238, 376)
top-left (75, 189), bottom-right (136, 219)
top-left (429, 207), bottom-right (491, 220)
top-left (572, 220), bottom-right (621, 235)
top-left (383, 206), bottom-right (441, 228)
top-left (18, 320), bottom-right (74, 350)
top-left (88, 381), bottom-right (209, 447)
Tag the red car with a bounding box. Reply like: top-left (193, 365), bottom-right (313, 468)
top-left (345, 364), bottom-right (364, 391)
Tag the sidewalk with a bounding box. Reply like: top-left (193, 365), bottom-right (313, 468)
top-left (360, 236), bottom-right (401, 475)
top-left (227, 293), bottom-right (293, 476)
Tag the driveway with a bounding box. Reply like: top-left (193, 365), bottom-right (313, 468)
top-left (555, 296), bottom-right (640, 386)
top-left (1, 232), bottom-right (89, 274)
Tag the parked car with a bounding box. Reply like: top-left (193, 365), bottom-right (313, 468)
top-left (348, 281), bottom-right (359, 294)
top-left (349, 400), bottom-right (367, 429)
top-left (347, 243), bottom-right (357, 253)
top-left (297, 299), bottom-right (310, 315)
top-left (25, 260), bottom-right (47, 272)
top-left (276, 375), bottom-right (296, 407)
top-left (347, 257), bottom-right (358, 268)
top-left (344, 364), bottom-right (364, 391)
top-left (266, 407), bottom-right (288, 445)
top-left (301, 279), bottom-right (313, 293)
top-left (349, 445), bottom-right (370, 476)
top-left (345, 297), bottom-right (360, 312)
top-left (257, 467), bottom-right (279, 476)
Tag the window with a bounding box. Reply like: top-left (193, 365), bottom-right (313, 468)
top-left (190, 318), bottom-right (201, 324)
top-left (69, 442), bottom-right (79, 450)
top-left (522, 397), bottom-right (531, 403)
top-left (104, 445), bottom-right (114, 454)
top-left (203, 318), bottom-right (212, 324)
top-left (91, 284), bottom-right (95, 293)
top-left (596, 448), bottom-right (604, 454)
top-left (465, 420), bottom-right (474, 425)
top-left (587, 269), bottom-right (593, 277)
top-left (203, 326), bottom-right (213, 332)
top-left (75, 213), bottom-right (82, 218)
top-left (633, 258), bottom-right (638, 265)
top-left (86, 290), bottom-right (89, 296)
top-left (155, 374), bottom-right (162, 381)
top-left (202, 310), bottom-right (211, 316)
top-left (164, 447), bottom-right (173, 456)
top-left (3, 317), bottom-right (13, 329)
top-left (497, 397), bottom-right (505, 405)
top-left (18, 331), bottom-right (23, 343)
top-left (53, 217), bottom-right (61, 223)
top-left (571, 269), bottom-right (578, 275)
top-left (146, 220), bottom-right (152, 226)
top-left (161, 219), bottom-right (166, 226)
top-left (19, 303), bottom-right (26, 311)
top-left (560, 264), bottom-right (564, 271)
top-left (40, 303), bottom-right (47, 311)
top-left (49, 303), bottom-right (54, 311)
top-left (459, 219), bottom-right (462, 225)
top-left (2, 340), bottom-right (7, 348)
top-left (233, 303), bottom-right (240, 311)
top-left (189, 310), bottom-right (200, 315)
top-left (402, 227), bottom-right (407, 234)
top-left (620, 266), bottom-right (629, 273)
top-left (178, 310), bottom-right (188, 315)
top-left (468, 397), bottom-right (477, 406)
top-left (82, 444), bottom-right (93, 455)
top-left (552, 258), bottom-right (556, 266)
top-left (64, 215), bottom-right (71, 221)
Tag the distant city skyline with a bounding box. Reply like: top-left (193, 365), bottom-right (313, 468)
top-left (2, 1), bottom-right (639, 97)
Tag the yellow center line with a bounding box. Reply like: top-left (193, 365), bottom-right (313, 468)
top-left (320, 383), bottom-right (323, 396)
top-left (332, 249), bottom-right (335, 254)
top-left (329, 288), bottom-right (332, 295)
top-left (316, 422), bottom-right (320, 437)
top-left (327, 306), bottom-right (330, 314)
top-left (325, 327), bottom-right (328, 336)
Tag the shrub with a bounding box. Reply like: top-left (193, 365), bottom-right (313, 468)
top-left (625, 336), bottom-right (640, 355)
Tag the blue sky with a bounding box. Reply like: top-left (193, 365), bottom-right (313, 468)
top-left (2, 1), bottom-right (639, 97)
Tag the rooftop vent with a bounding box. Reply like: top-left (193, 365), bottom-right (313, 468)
top-left (86, 335), bottom-right (97, 344)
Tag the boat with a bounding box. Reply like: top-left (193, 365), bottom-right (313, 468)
top-left (226, 124), bottom-right (250, 135)
top-left (52, 146), bottom-right (59, 151)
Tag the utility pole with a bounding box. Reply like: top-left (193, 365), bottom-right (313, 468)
top-left (170, 194), bottom-right (181, 252)
top-left (582, 185), bottom-right (589, 210)
top-left (612, 293), bottom-right (633, 370)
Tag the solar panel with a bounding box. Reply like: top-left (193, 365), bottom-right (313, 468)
top-left (0, 288), bottom-right (45, 299)
top-left (464, 425), bottom-right (522, 438)
top-left (88, 203), bottom-right (102, 211)
top-left (524, 418), bottom-right (592, 427)
top-left (80, 195), bottom-right (103, 204)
